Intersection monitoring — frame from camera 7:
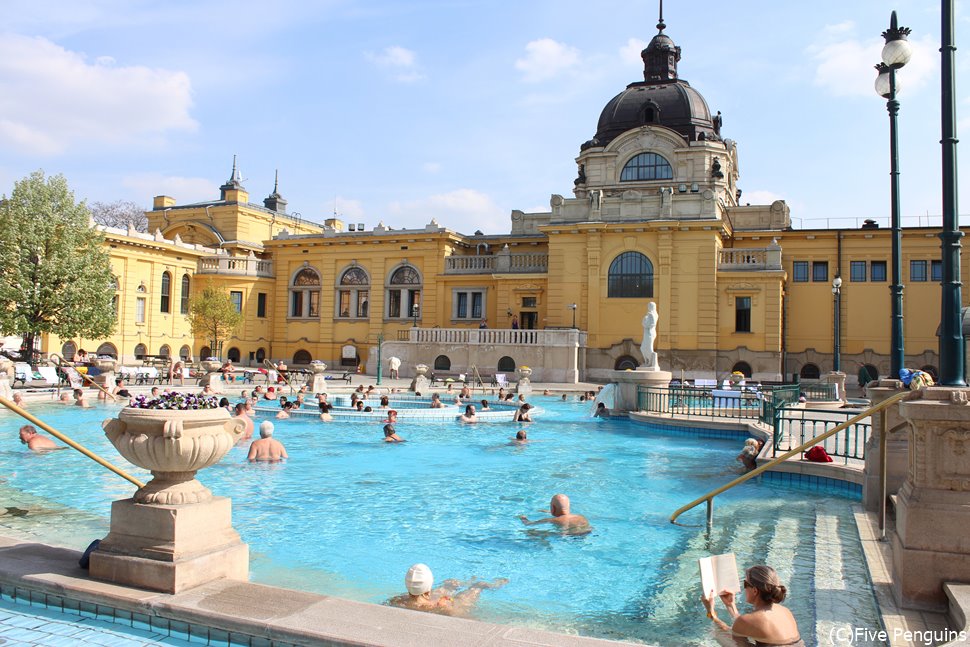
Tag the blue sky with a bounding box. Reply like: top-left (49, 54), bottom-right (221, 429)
top-left (0, 0), bottom-right (967, 234)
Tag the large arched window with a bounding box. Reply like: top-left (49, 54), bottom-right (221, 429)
top-left (620, 153), bottom-right (673, 182)
top-left (96, 343), bottom-right (118, 358)
top-left (158, 345), bottom-right (171, 359)
top-left (608, 252), bottom-right (654, 298)
top-left (293, 349), bottom-right (312, 364)
top-left (180, 274), bottom-right (191, 315)
top-left (800, 363), bottom-right (821, 380)
top-left (497, 356), bottom-right (516, 372)
top-left (61, 341), bottom-right (77, 361)
top-left (160, 271), bottom-right (172, 313)
top-left (386, 265), bottom-right (422, 320)
top-left (434, 355), bottom-right (451, 371)
top-left (290, 266), bottom-right (321, 318)
top-left (731, 361), bottom-right (752, 378)
top-left (179, 345), bottom-right (192, 361)
top-left (134, 343), bottom-right (147, 360)
top-left (337, 266), bottom-right (370, 319)
top-left (615, 355), bottom-right (639, 371)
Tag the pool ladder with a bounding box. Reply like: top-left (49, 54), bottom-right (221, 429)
top-left (670, 390), bottom-right (911, 537)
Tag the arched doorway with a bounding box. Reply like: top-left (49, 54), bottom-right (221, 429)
top-left (497, 356), bottom-right (516, 372)
top-left (96, 343), bottom-right (117, 358)
top-left (434, 355), bottom-right (451, 371)
top-left (61, 341), bottom-right (77, 361)
top-left (799, 363), bottom-right (821, 380)
top-left (227, 347), bottom-right (241, 363)
top-left (731, 361), bottom-right (752, 378)
top-left (614, 355), bottom-right (639, 371)
top-left (293, 349), bottom-right (312, 364)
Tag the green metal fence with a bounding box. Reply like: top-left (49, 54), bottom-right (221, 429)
top-left (772, 407), bottom-right (870, 463)
top-left (800, 381), bottom-right (839, 401)
top-left (637, 384), bottom-right (800, 426)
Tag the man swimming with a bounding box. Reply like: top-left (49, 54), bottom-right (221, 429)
top-left (387, 564), bottom-right (507, 617)
top-left (247, 421), bottom-right (289, 462)
top-left (458, 404), bottom-right (477, 423)
top-left (519, 494), bottom-right (591, 534)
top-left (19, 425), bottom-right (60, 451)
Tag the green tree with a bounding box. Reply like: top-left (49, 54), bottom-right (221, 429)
top-left (0, 171), bottom-right (116, 362)
top-left (188, 284), bottom-right (243, 358)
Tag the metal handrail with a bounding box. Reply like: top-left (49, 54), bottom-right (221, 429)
top-left (263, 359), bottom-right (295, 394)
top-left (669, 390), bottom-right (912, 527)
top-left (0, 396), bottom-right (144, 488)
top-left (49, 353), bottom-right (118, 401)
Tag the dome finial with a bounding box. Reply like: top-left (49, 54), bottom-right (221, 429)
top-left (273, 168), bottom-right (279, 194)
top-left (657, 0), bottom-right (665, 32)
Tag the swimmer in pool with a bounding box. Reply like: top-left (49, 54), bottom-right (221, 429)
top-left (383, 424), bottom-right (404, 443)
top-left (387, 563), bottom-right (508, 618)
top-left (519, 494), bottom-right (590, 534)
top-left (19, 425), bottom-right (60, 452)
top-left (247, 421), bottom-right (288, 462)
top-left (458, 404), bottom-right (477, 423)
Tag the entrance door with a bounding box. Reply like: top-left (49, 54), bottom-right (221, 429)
top-left (520, 312), bottom-right (538, 329)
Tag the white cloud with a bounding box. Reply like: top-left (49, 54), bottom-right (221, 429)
top-left (333, 196), bottom-right (366, 221)
top-left (808, 24), bottom-right (938, 98)
top-left (0, 33), bottom-right (196, 155)
top-left (388, 189), bottom-right (507, 233)
top-left (422, 162), bottom-right (441, 174)
top-left (619, 38), bottom-right (647, 67)
top-left (122, 173), bottom-right (215, 204)
top-left (515, 38), bottom-right (581, 83)
top-left (365, 45), bottom-right (424, 82)
top-left (741, 190), bottom-right (784, 206)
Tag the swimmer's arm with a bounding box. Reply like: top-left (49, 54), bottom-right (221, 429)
top-left (246, 444), bottom-right (257, 462)
top-left (280, 447), bottom-right (289, 459)
top-left (519, 515), bottom-right (554, 526)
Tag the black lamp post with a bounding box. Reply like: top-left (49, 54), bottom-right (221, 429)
top-left (939, 0), bottom-right (965, 386)
top-left (376, 331), bottom-right (384, 385)
top-left (411, 303), bottom-right (420, 328)
top-left (875, 10), bottom-right (911, 380)
top-left (568, 303), bottom-right (577, 329)
top-left (832, 276), bottom-right (842, 372)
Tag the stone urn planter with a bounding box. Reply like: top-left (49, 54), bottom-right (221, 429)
top-left (415, 363), bottom-right (429, 377)
top-left (517, 366), bottom-right (533, 382)
top-left (0, 356), bottom-right (12, 399)
top-left (102, 406), bottom-right (245, 505)
top-left (92, 357), bottom-right (118, 373)
top-left (310, 361), bottom-right (328, 393)
top-left (516, 366), bottom-right (533, 395)
top-left (410, 363), bottom-right (431, 392)
top-left (310, 361), bottom-right (328, 374)
top-left (200, 359), bottom-right (222, 373)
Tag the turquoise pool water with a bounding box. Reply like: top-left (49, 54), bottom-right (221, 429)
top-left (0, 398), bottom-right (882, 646)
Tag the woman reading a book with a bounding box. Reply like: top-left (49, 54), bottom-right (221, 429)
top-left (701, 564), bottom-right (803, 646)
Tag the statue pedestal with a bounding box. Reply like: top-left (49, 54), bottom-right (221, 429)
top-left (198, 372), bottom-right (225, 394)
top-left (891, 387), bottom-right (970, 610)
top-left (90, 497), bottom-right (248, 594)
top-left (862, 380), bottom-right (909, 512)
top-left (0, 377), bottom-right (11, 400)
top-left (312, 375), bottom-right (328, 394)
top-left (610, 368), bottom-right (672, 414)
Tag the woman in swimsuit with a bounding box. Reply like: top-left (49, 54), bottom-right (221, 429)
top-left (701, 564), bottom-right (803, 646)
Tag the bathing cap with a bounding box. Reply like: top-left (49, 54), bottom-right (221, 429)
top-left (405, 563), bottom-right (433, 595)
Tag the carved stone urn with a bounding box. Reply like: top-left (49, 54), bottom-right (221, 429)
top-left (102, 407), bottom-right (244, 505)
top-left (517, 366), bottom-right (533, 381)
top-left (516, 366), bottom-right (533, 395)
top-left (310, 361), bottom-right (328, 393)
top-left (200, 359), bottom-right (222, 373)
top-left (310, 361), bottom-right (328, 374)
top-left (410, 363), bottom-right (431, 392)
top-left (0, 356), bottom-right (12, 399)
top-left (415, 363), bottom-right (429, 377)
top-left (92, 357), bottom-right (118, 373)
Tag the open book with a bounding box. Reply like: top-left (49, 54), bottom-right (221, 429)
top-left (698, 553), bottom-right (741, 596)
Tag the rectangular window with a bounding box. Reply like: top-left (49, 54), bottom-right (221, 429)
top-left (471, 292), bottom-right (483, 319)
top-left (735, 297), bottom-right (752, 333)
top-left (389, 291), bottom-right (401, 318)
top-left (160, 294), bottom-right (170, 314)
top-left (793, 261), bottom-right (809, 283)
top-left (910, 260), bottom-right (928, 282)
top-left (291, 291), bottom-right (303, 317)
top-left (180, 283), bottom-right (190, 315)
top-left (112, 295), bottom-right (119, 319)
top-left (136, 297), bottom-right (146, 323)
top-left (932, 260), bottom-right (943, 282)
top-left (452, 289), bottom-right (486, 320)
top-left (457, 292), bottom-right (468, 319)
top-left (257, 292), bottom-right (267, 318)
top-left (850, 261), bottom-right (867, 282)
top-left (812, 261), bottom-right (828, 283)
top-left (308, 291), bottom-right (320, 317)
top-left (357, 290), bottom-right (369, 317)
top-left (522, 297), bottom-right (537, 308)
top-left (230, 291), bottom-right (243, 313)
top-left (871, 261), bottom-right (887, 282)
top-left (408, 290), bottom-right (420, 319)
top-left (338, 291), bottom-right (351, 317)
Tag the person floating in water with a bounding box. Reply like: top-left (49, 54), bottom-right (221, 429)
top-left (387, 563), bottom-right (507, 617)
top-left (701, 564), bottom-right (803, 646)
top-left (519, 494), bottom-right (590, 534)
top-left (18, 425), bottom-right (60, 452)
top-left (247, 421), bottom-right (288, 462)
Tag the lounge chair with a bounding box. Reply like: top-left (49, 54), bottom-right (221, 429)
top-left (495, 373), bottom-right (509, 388)
top-left (36, 366), bottom-right (60, 386)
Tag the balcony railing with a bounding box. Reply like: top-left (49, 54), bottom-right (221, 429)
top-left (405, 327), bottom-right (585, 347)
top-left (197, 256), bottom-right (274, 278)
top-left (444, 252), bottom-right (548, 274)
top-left (718, 246), bottom-right (782, 271)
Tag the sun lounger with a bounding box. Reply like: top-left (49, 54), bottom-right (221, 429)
top-left (36, 366), bottom-right (60, 386)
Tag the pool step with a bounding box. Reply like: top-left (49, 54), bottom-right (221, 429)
top-left (814, 509), bottom-right (852, 646)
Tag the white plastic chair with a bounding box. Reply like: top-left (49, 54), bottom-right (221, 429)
top-left (495, 373), bottom-right (508, 387)
top-left (36, 366), bottom-right (59, 386)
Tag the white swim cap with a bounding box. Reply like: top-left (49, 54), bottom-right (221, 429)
top-left (405, 563), bottom-right (433, 595)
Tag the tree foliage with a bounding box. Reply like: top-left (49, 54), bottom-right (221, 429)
top-left (90, 200), bottom-right (148, 232)
top-left (0, 171), bottom-right (116, 361)
top-left (188, 284), bottom-right (243, 357)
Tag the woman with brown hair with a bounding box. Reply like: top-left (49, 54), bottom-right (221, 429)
top-left (701, 564), bottom-right (803, 646)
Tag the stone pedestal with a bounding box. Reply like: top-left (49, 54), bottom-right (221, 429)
top-left (310, 363), bottom-right (328, 394)
top-left (516, 367), bottom-right (533, 396)
top-left (0, 357), bottom-right (12, 400)
top-left (862, 380), bottom-right (909, 512)
top-left (90, 497), bottom-right (248, 594)
top-left (826, 370), bottom-right (847, 403)
top-left (410, 364), bottom-right (431, 393)
top-left (891, 386), bottom-right (970, 610)
top-left (610, 368), bottom-right (672, 414)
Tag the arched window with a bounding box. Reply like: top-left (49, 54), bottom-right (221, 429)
top-left (160, 271), bottom-right (172, 313)
top-left (227, 347), bottom-right (241, 363)
top-left (134, 344), bottom-right (147, 360)
top-left (180, 274), bottom-right (191, 315)
top-left (337, 266), bottom-right (370, 318)
top-left (386, 265), bottom-right (422, 320)
top-left (158, 345), bottom-right (171, 358)
top-left (434, 355), bottom-right (451, 371)
top-left (608, 252), bottom-right (654, 298)
top-left (96, 343), bottom-right (117, 358)
top-left (61, 341), bottom-right (77, 361)
top-left (859, 364), bottom-right (879, 387)
top-left (732, 361), bottom-right (752, 378)
top-left (615, 355), bottom-right (639, 371)
top-left (620, 153), bottom-right (673, 182)
top-left (255, 348), bottom-right (266, 363)
top-left (293, 349), bottom-right (312, 364)
top-left (497, 356), bottom-right (516, 372)
top-left (179, 345), bottom-right (192, 361)
top-left (290, 266), bottom-right (321, 318)
top-left (200, 346), bottom-right (212, 360)
top-left (800, 363), bottom-right (821, 380)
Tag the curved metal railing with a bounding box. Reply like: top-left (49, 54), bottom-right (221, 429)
top-left (49, 353), bottom-right (118, 401)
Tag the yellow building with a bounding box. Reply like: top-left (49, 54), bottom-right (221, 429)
top-left (45, 23), bottom-right (968, 386)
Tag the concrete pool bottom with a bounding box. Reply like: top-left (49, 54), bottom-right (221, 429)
top-left (0, 535), bottom-right (630, 647)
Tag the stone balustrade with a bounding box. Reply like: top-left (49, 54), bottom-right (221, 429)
top-left (718, 245), bottom-right (782, 271)
top-left (408, 327), bottom-right (585, 347)
top-left (197, 256), bottom-right (274, 278)
top-left (444, 252), bottom-right (548, 274)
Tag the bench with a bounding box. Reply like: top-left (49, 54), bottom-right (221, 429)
top-left (429, 372), bottom-right (466, 387)
top-left (324, 371), bottom-right (353, 384)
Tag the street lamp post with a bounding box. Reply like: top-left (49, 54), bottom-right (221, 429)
top-left (939, 0), bottom-right (965, 386)
top-left (568, 303), bottom-right (577, 329)
top-left (832, 276), bottom-right (842, 372)
top-left (875, 10), bottom-right (911, 380)
top-left (411, 303), bottom-right (420, 328)
top-left (376, 332), bottom-right (384, 385)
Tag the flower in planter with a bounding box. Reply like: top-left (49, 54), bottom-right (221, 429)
top-left (129, 391), bottom-right (221, 410)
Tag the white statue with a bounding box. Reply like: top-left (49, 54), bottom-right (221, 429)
top-left (640, 302), bottom-right (659, 370)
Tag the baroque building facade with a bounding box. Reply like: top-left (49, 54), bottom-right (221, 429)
top-left (45, 20), bottom-right (966, 385)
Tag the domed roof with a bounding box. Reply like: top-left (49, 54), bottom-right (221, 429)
top-left (584, 17), bottom-right (719, 149)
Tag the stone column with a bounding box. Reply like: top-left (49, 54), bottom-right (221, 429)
top-left (891, 386), bottom-right (970, 610)
top-left (862, 379), bottom-right (909, 512)
top-left (198, 360), bottom-right (225, 394)
top-left (610, 368), bottom-right (672, 415)
top-left (0, 357), bottom-right (12, 400)
top-left (826, 370), bottom-right (847, 403)
top-left (91, 358), bottom-right (117, 392)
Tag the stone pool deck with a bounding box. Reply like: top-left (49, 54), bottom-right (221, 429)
top-left (0, 536), bottom-right (629, 647)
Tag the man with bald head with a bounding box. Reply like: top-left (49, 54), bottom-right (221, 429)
top-left (519, 494), bottom-right (590, 534)
top-left (247, 421), bottom-right (288, 462)
top-left (19, 425), bottom-right (60, 451)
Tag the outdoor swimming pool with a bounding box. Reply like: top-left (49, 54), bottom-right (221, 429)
top-left (1, 397), bottom-right (883, 646)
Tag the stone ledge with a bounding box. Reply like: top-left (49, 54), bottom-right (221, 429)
top-left (943, 584), bottom-right (970, 646)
